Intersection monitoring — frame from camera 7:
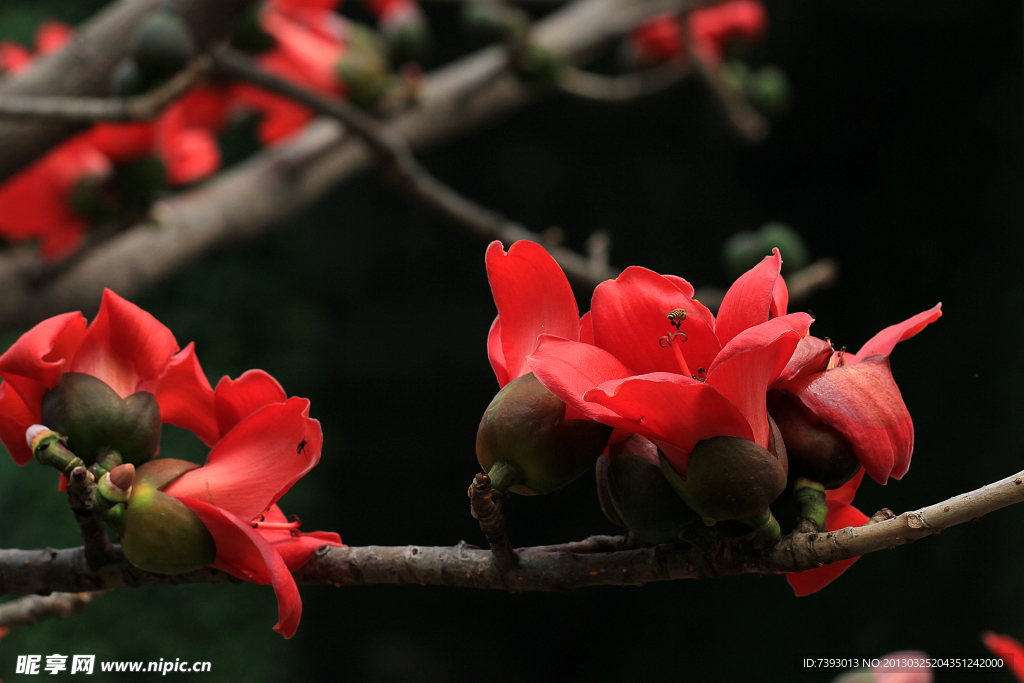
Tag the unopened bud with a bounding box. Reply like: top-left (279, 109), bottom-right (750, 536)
top-left (98, 464), bottom-right (135, 504)
top-left (26, 424), bottom-right (53, 450)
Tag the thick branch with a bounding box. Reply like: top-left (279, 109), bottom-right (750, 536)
top-left (3, 468), bottom-right (1022, 596)
top-left (0, 0), bottom-right (720, 331)
top-left (0, 0), bottom-right (256, 183)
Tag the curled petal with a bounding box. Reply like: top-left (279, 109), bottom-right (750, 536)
top-left (853, 303), bottom-right (942, 362)
top-left (164, 398), bottom-right (322, 522)
top-left (786, 357), bottom-right (912, 484)
top-left (177, 499), bottom-right (302, 638)
top-left (706, 313), bottom-right (811, 448)
top-left (584, 374), bottom-right (753, 465)
top-left (71, 289), bottom-right (180, 398)
top-left (0, 311), bottom-right (87, 413)
top-left (775, 335), bottom-right (834, 385)
top-left (486, 317), bottom-right (509, 388)
top-left (486, 241), bottom-right (580, 385)
top-left (142, 343), bottom-right (218, 446)
top-left (214, 369), bottom-right (289, 437)
top-left (591, 266), bottom-right (720, 377)
top-left (715, 248), bottom-right (782, 346)
top-left (786, 500), bottom-right (869, 596)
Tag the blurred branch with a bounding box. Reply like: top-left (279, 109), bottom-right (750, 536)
top-left (3, 467), bottom-right (1022, 595)
top-left (0, 0), bottom-right (257, 184)
top-left (558, 62), bottom-right (692, 101)
top-left (0, 592), bottom-right (99, 629)
top-left (0, 56), bottom-right (214, 122)
top-left (0, 0), bottom-right (723, 330)
top-left (688, 47), bottom-right (768, 142)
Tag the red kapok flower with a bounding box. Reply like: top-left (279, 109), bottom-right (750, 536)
top-left (529, 249), bottom-right (810, 472)
top-left (629, 15), bottom-right (685, 65)
top-left (773, 304), bottom-right (942, 484)
top-left (162, 394), bottom-right (342, 639)
top-left (0, 289), bottom-right (216, 465)
top-left (686, 0), bottom-right (766, 64)
top-left (982, 631), bottom-right (1024, 682)
top-left (786, 468), bottom-right (869, 595)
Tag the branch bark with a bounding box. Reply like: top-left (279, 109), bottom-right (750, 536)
top-left (0, 0), bottom-right (721, 331)
top-left (0, 0), bottom-right (257, 184)
top-left (2, 468), bottom-right (1022, 596)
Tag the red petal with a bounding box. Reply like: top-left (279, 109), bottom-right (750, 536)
top-left (164, 398), bottom-right (322, 522)
top-left (715, 248), bottom-right (781, 347)
top-left (584, 373), bottom-right (753, 462)
top-left (261, 8), bottom-right (343, 92)
top-left (775, 335), bottom-right (833, 385)
top-left (579, 312), bottom-right (594, 345)
top-left (0, 43), bottom-right (31, 73)
top-left (486, 241), bottom-right (579, 384)
top-left (786, 501), bottom-right (869, 596)
top-left (214, 369), bottom-right (288, 437)
top-left (86, 123), bottom-right (156, 164)
top-left (706, 313), bottom-right (811, 448)
top-left (591, 266), bottom-right (720, 377)
top-left (662, 274), bottom-right (695, 299)
top-left (0, 311), bottom-right (87, 415)
top-left (71, 290), bottom-right (180, 398)
top-left (528, 336), bottom-right (634, 426)
top-left (770, 273), bottom-right (789, 318)
top-left (982, 632), bottom-right (1024, 682)
top-left (258, 505), bottom-right (344, 571)
top-left (140, 343), bottom-right (217, 446)
top-left (160, 123), bottom-right (221, 186)
top-left (486, 316), bottom-right (509, 388)
top-left (35, 21), bottom-right (73, 55)
top-left (787, 357), bottom-right (913, 484)
top-left (177, 499), bottom-right (302, 638)
top-left (0, 383), bottom-right (40, 465)
top-left (853, 303), bottom-right (942, 362)
top-left (827, 467), bottom-right (865, 506)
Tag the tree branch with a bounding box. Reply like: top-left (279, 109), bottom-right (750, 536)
top-left (0, 56), bottom-right (214, 122)
top-left (558, 62), bottom-right (692, 102)
top-left (0, 592), bottom-right (98, 629)
top-left (0, 0), bottom-right (726, 332)
top-left (3, 468), bottom-right (1022, 596)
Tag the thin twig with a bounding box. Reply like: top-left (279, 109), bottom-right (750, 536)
top-left (468, 474), bottom-right (518, 571)
top-left (2, 467), bottom-right (1022, 595)
top-left (65, 466), bottom-right (119, 572)
top-left (558, 62), bottom-right (692, 102)
top-left (687, 46), bottom-right (768, 142)
top-left (0, 592), bottom-right (99, 629)
top-left (0, 56), bottom-right (214, 122)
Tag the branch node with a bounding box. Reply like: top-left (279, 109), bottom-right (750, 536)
top-left (469, 473), bottom-right (518, 572)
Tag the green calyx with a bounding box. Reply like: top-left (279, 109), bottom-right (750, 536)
top-left (793, 477), bottom-right (828, 531)
top-left (120, 481), bottom-right (216, 574)
top-left (476, 373), bottom-right (612, 495)
top-left (659, 435), bottom-right (788, 537)
top-left (40, 373), bottom-right (162, 468)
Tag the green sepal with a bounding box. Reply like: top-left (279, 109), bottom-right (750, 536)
top-left (476, 373), bottom-right (612, 495)
top-left (793, 477), bottom-right (828, 531)
top-left (134, 458), bottom-right (201, 490)
top-left (121, 482), bottom-right (216, 574)
top-left (40, 373), bottom-right (162, 467)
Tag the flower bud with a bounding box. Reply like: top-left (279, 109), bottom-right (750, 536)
top-left (120, 482), bottom-right (216, 574)
top-left (603, 435), bottom-right (708, 546)
top-left (131, 10), bottom-right (196, 85)
top-left (744, 65), bottom-right (791, 118)
top-left (767, 390), bottom-right (859, 489)
top-left (476, 372), bottom-right (612, 495)
top-left (98, 463), bottom-right (135, 504)
top-left (40, 372), bottom-right (161, 467)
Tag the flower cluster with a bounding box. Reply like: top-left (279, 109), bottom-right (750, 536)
top-left (482, 240), bottom-right (940, 594)
top-left (0, 0), bottom-right (425, 258)
top-left (0, 290), bottom-right (340, 638)
top-left (627, 1), bottom-right (766, 67)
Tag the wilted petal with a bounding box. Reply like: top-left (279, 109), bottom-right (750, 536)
top-left (786, 357), bottom-right (912, 484)
top-left (178, 499), bottom-right (302, 638)
top-left (164, 398), bottom-right (321, 522)
top-left (486, 241), bottom-right (580, 385)
top-left (591, 266), bottom-right (720, 377)
top-left (71, 289), bottom-right (180, 398)
top-left (715, 248), bottom-right (782, 346)
top-left (853, 304), bottom-right (942, 362)
top-left (775, 335), bottom-right (834, 385)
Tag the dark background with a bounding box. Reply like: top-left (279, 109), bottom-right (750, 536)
top-left (1, 0), bottom-right (1022, 681)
